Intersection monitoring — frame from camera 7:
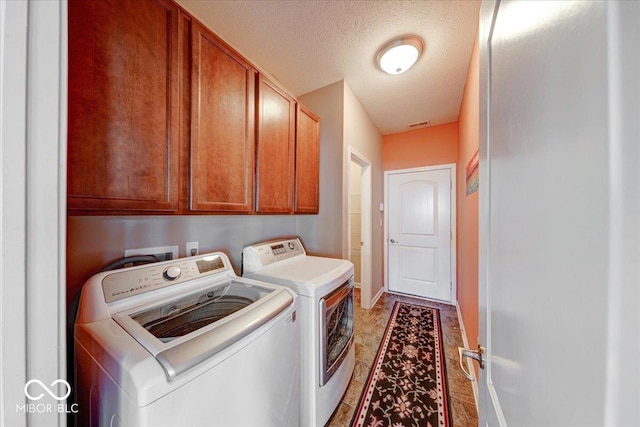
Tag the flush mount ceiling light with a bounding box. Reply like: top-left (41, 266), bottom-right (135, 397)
top-left (376, 35), bottom-right (424, 75)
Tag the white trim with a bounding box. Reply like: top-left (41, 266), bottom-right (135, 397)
top-left (57, 5), bottom-right (69, 417)
top-left (27, 2), bottom-right (67, 426)
top-left (385, 290), bottom-right (456, 306)
top-left (383, 163), bottom-right (457, 304)
top-left (1, 2), bottom-right (29, 425)
top-left (370, 287), bottom-right (385, 308)
top-left (604, 2), bottom-right (640, 425)
top-left (384, 164), bottom-right (457, 175)
top-left (347, 147), bottom-right (373, 309)
top-left (456, 302), bottom-right (479, 411)
top-left (1, 2), bottom-right (67, 426)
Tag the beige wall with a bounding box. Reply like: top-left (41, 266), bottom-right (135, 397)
top-left (298, 80), bottom-right (384, 296)
top-left (67, 215), bottom-right (297, 304)
top-left (296, 81), bottom-right (345, 257)
top-left (342, 83), bottom-right (384, 297)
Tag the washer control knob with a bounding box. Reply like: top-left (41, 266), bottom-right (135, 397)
top-left (163, 266), bottom-right (181, 281)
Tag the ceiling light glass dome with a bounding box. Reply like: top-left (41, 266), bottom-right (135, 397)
top-left (376, 36), bottom-right (424, 75)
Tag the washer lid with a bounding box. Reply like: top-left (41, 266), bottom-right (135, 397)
top-left (244, 256), bottom-right (354, 297)
top-left (113, 279), bottom-right (294, 378)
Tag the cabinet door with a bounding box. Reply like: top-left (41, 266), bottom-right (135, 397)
top-left (256, 76), bottom-right (296, 213)
top-left (68, 0), bottom-right (179, 212)
top-left (190, 23), bottom-right (255, 212)
top-left (295, 104), bottom-right (320, 214)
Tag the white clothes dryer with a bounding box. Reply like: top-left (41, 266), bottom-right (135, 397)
top-left (243, 237), bottom-right (355, 427)
top-left (74, 252), bottom-right (298, 427)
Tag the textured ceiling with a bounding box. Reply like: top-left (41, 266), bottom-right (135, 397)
top-left (176, 0), bottom-right (480, 135)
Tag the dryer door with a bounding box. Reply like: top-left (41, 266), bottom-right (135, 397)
top-left (320, 277), bottom-right (354, 386)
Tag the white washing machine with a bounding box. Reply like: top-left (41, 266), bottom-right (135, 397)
top-left (243, 237), bottom-right (355, 427)
top-left (74, 252), bottom-right (298, 427)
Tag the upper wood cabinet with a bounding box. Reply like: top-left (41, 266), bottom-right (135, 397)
top-left (255, 75), bottom-right (296, 213)
top-left (68, 0), bottom-right (320, 215)
top-left (189, 22), bottom-right (256, 213)
top-left (295, 104), bottom-right (320, 214)
top-left (67, 0), bottom-right (180, 212)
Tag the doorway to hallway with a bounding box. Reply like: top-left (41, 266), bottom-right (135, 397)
top-left (348, 147), bottom-right (373, 309)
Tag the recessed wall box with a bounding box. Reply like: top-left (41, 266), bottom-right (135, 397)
top-left (124, 245), bottom-right (179, 261)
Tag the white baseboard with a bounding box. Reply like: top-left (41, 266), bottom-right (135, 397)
top-left (370, 287), bottom-right (385, 307)
top-left (456, 301), bottom-right (479, 412)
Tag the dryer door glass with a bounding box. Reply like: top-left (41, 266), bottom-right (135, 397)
top-left (320, 278), bottom-right (354, 385)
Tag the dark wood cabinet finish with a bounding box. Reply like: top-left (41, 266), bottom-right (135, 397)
top-left (68, 0), bottom-right (180, 212)
top-left (255, 76), bottom-right (296, 213)
top-left (189, 22), bottom-right (256, 212)
top-left (178, 11), bottom-right (192, 211)
top-left (295, 104), bottom-right (320, 214)
top-left (68, 0), bottom-right (320, 215)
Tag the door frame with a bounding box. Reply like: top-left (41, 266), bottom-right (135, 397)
top-left (1, 1), bottom-right (68, 426)
top-left (347, 147), bottom-right (373, 309)
top-left (383, 164), bottom-right (457, 304)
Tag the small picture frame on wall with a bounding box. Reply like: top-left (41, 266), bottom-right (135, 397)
top-left (466, 149), bottom-right (479, 195)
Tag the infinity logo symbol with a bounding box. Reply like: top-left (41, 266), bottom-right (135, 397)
top-left (24, 379), bottom-right (71, 401)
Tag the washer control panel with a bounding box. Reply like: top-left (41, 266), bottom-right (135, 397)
top-left (243, 238), bottom-right (305, 273)
top-left (102, 253), bottom-right (228, 303)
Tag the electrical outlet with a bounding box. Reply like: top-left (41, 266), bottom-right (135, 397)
top-left (186, 241), bottom-right (199, 257)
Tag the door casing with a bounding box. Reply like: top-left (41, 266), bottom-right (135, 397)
top-left (348, 147), bottom-right (373, 309)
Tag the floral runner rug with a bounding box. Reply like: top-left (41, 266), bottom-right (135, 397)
top-left (351, 302), bottom-right (451, 427)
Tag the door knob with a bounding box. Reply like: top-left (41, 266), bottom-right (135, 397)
top-left (458, 345), bottom-right (485, 381)
top-left (390, 239), bottom-right (398, 244)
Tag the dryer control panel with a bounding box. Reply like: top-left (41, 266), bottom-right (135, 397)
top-left (243, 238), bottom-right (306, 273)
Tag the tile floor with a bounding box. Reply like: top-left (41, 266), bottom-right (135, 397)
top-left (326, 289), bottom-right (478, 427)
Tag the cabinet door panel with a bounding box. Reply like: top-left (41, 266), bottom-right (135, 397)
top-left (295, 104), bottom-right (320, 214)
top-left (190, 23), bottom-right (255, 212)
top-left (68, 0), bottom-right (179, 212)
top-left (256, 76), bottom-right (295, 213)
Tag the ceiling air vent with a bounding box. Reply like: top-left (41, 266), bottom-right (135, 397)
top-left (408, 120), bottom-right (430, 128)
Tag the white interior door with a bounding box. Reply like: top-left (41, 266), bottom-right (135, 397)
top-left (387, 167), bottom-right (452, 302)
top-left (475, 1), bottom-right (640, 426)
